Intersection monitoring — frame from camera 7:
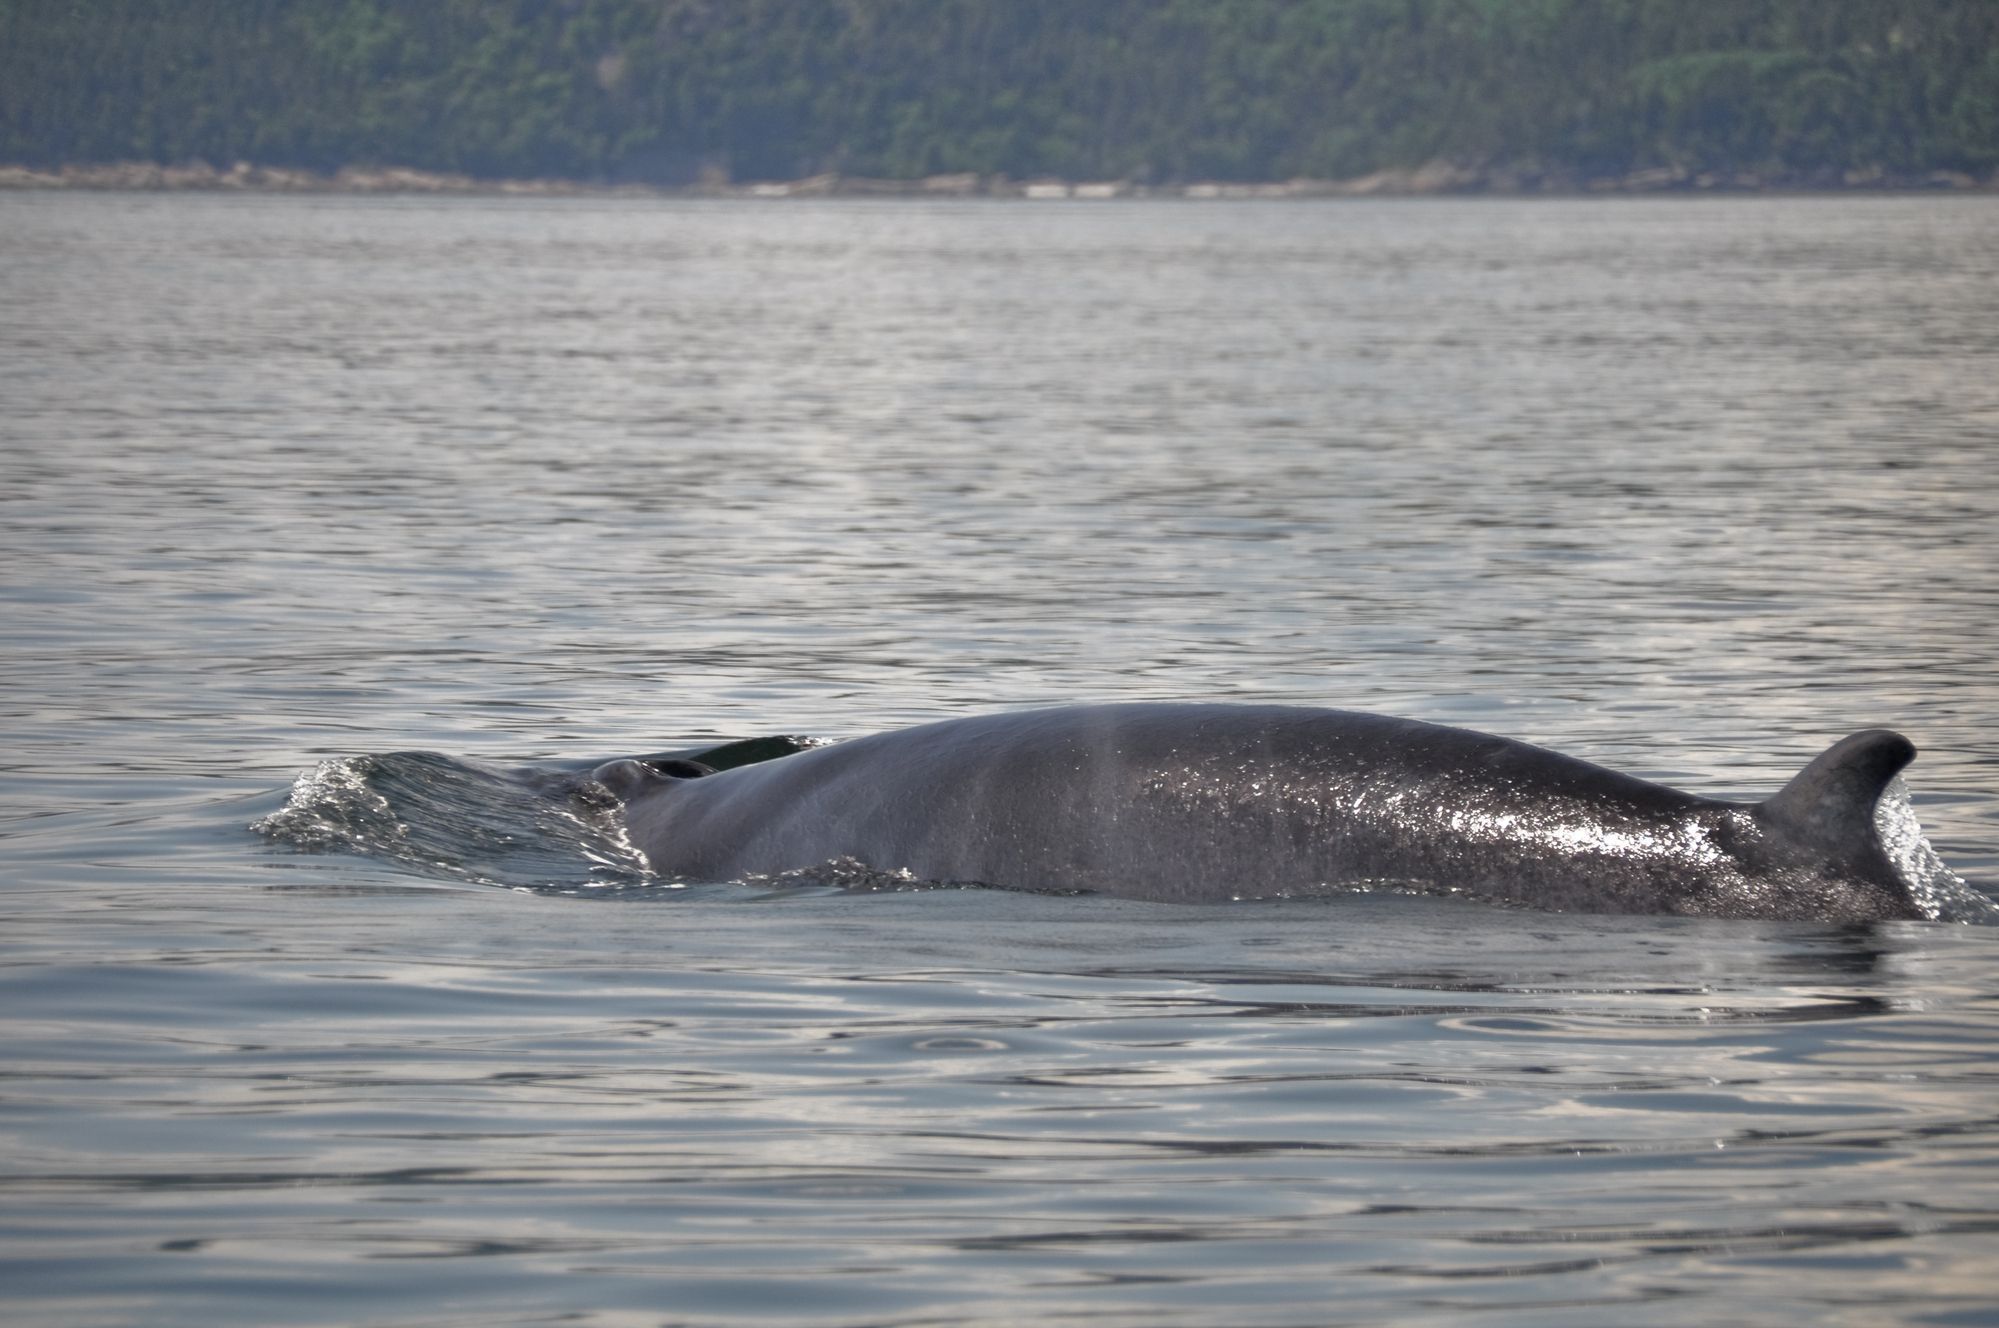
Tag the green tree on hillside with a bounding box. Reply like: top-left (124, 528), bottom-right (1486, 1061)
top-left (1, 0), bottom-right (1992, 182)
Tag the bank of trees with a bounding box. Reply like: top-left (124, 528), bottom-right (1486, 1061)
top-left (3, 0), bottom-right (1994, 182)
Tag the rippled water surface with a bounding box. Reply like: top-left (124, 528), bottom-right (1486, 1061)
top-left (3, 192), bottom-right (1998, 1325)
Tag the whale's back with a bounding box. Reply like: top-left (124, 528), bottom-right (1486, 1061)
top-left (615, 705), bottom-right (1938, 920)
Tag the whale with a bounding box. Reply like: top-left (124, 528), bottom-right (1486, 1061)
top-left (590, 703), bottom-right (1938, 921)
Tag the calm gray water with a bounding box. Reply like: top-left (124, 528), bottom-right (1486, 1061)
top-left (3, 192), bottom-right (1998, 1326)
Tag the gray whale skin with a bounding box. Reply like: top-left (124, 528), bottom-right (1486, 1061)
top-left (595, 703), bottom-right (1928, 920)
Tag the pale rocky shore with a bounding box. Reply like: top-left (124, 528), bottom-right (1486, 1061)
top-left (3, 158), bottom-right (1992, 197)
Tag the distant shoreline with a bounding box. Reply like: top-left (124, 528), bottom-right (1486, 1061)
top-left (3, 160), bottom-right (1994, 199)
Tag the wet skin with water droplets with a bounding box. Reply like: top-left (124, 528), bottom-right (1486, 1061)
top-left (595, 704), bottom-right (1927, 921)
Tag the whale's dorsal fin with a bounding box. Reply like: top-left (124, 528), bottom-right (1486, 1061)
top-left (1756, 729), bottom-right (1915, 848)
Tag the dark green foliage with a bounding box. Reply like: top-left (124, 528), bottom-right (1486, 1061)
top-left (2, 0), bottom-right (1993, 181)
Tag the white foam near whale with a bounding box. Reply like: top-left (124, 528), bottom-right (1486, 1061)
top-left (1873, 777), bottom-right (1998, 923)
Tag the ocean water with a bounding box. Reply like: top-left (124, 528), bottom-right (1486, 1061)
top-left (3, 191), bottom-right (1998, 1326)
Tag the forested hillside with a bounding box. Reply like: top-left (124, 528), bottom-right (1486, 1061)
top-left (3, 0), bottom-right (1994, 185)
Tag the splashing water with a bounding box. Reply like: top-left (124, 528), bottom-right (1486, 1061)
top-left (253, 735), bottom-right (829, 891)
top-left (253, 752), bottom-right (652, 889)
top-left (1874, 777), bottom-right (1999, 923)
